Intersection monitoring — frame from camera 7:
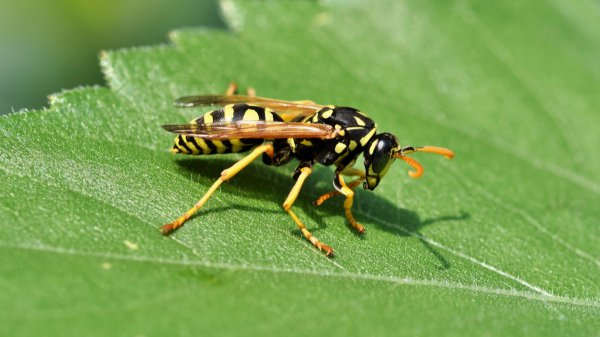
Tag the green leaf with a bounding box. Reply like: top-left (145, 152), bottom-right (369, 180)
top-left (2, 1), bottom-right (599, 336)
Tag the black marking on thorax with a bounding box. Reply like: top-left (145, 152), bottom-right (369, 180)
top-left (290, 106), bottom-right (377, 169)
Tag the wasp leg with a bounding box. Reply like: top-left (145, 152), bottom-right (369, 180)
top-left (226, 82), bottom-right (256, 97)
top-left (335, 173), bottom-right (365, 234)
top-left (313, 168), bottom-right (365, 206)
top-left (314, 179), bottom-right (362, 206)
top-left (225, 82), bottom-right (237, 96)
top-left (283, 166), bottom-right (334, 256)
top-left (161, 143), bottom-right (274, 235)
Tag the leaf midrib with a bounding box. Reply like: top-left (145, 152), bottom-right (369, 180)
top-left (2, 242), bottom-right (598, 310)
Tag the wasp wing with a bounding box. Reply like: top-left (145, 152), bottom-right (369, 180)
top-left (175, 95), bottom-right (324, 122)
top-left (162, 120), bottom-right (337, 140)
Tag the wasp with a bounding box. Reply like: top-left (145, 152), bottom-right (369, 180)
top-left (161, 83), bottom-right (454, 256)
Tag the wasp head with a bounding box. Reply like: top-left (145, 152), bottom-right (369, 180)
top-left (363, 133), bottom-right (400, 190)
top-left (363, 133), bottom-right (455, 190)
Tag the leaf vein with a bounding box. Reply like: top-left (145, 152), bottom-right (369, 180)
top-left (2, 242), bottom-right (598, 309)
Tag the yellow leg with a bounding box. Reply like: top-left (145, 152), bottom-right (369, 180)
top-left (283, 166), bottom-right (334, 256)
top-left (314, 179), bottom-right (362, 206)
top-left (226, 82), bottom-right (255, 97)
top-left (314, 168), bottom-right (365, 206)
top-left (225, 82), bottom-right (237, 96)
top-left (337, 174), bottom-right (365, 234)
top-left (161, 144), bottom-right (274, 234)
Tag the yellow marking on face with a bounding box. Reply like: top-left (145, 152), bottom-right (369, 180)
top-left (321, 108), bottom-right (333, 119)
top-left (200, 112), bottom-right (213, 125)
top-left (369, 138), bottom-right (378, 154)
top-left (243, 109), bottom-right (260, 121)
top-left (212, 140), bottom-right (228, 153)
top-left (335, 142), bottom-right (347, 154)
top-left (354, 116), bottom-right (366, 126)
top-left (349, 140), bottom-right (358, 151)
top-left (230, 139), bottom-right (244, 152)
top-left (224, 105), bottom-right (235, 121)
top-left (265, 108), bottom-right (274, 121)
top-left (300, 140), bottom-right (313, 146)
top-left (379, 158), bottom-right (393, 177)
top-left (361, 128), bottom-right (377, 146)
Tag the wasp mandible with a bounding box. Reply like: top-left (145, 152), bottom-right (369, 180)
top-left (161, 84), bottom-right (454, 256)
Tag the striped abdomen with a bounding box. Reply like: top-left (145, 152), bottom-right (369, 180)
top-left (171, 103), bottom-right (283, 155)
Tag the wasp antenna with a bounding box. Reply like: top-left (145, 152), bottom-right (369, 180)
top-left (396, 155), bottom-right (424, 178)
top-left (412, 146), bottom-right (455, 159)
top-left (394, 145), bottom-right (453, 178)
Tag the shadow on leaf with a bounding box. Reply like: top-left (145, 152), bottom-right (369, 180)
top-left (171, 156), bottom-right (468, 269)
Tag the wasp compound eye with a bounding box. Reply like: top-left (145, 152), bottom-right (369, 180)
top-left (363, 133), bottom-right (399, 190)
top-left (371, 138), bottom-right (394, 173)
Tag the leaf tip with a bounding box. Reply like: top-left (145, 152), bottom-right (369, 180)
top-left (99, 50), bottom-right (117, 85)
top-left (47, 93), bottom-right (62, 106)
top-left (99, 49), bottom-right (110, 60)
top-left (219, 0), bottom-right (244, 32)
top-left (168, 31), bottom-right (180, 44)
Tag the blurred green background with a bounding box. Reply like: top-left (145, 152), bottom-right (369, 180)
top-left (0, 0), bottom-right (224, 115)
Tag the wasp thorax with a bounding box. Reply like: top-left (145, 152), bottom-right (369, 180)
top-left (363, 133), bottom-right (400, 190)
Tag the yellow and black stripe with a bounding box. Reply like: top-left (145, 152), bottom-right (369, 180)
top-left (171, 103), bottom-right (283, 155)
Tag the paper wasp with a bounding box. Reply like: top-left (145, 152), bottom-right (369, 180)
top-left (161, 84), bottom-right (454, 256)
